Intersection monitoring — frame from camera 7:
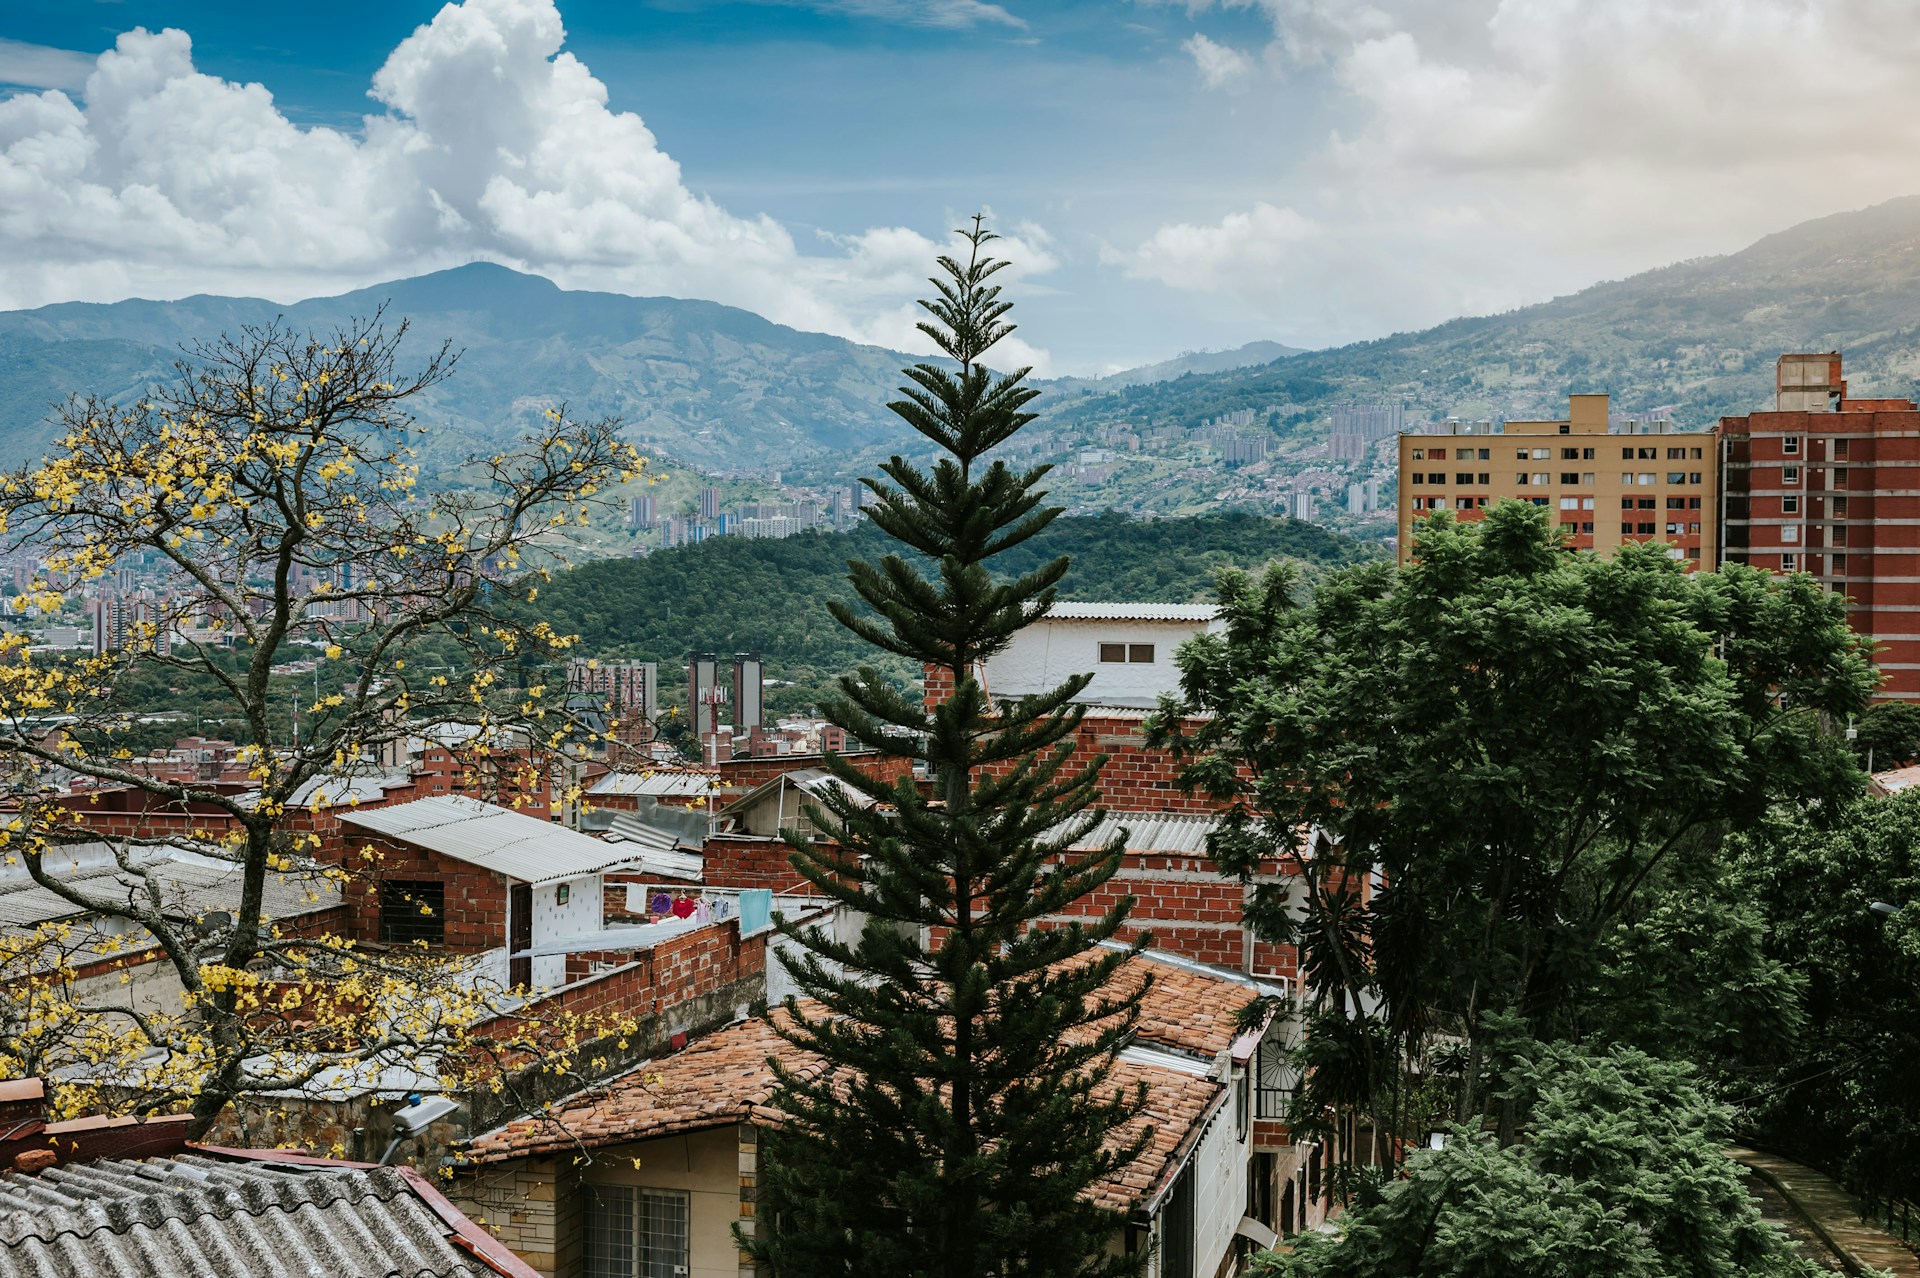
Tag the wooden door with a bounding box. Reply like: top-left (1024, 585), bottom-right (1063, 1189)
top-left (509, 883), bottom-right (532, 990)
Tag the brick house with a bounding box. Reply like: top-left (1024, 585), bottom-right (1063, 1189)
top-left (332, 795), bottom-right (641, 991)
top-left (451, 950), bottom-right (1290, 1278)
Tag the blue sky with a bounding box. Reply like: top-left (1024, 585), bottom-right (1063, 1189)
top-left (2, 1), bottom-right (1916, 374)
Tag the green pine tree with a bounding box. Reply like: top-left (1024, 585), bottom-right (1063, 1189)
top-left (744, 219), bottom-right (1150, 1278)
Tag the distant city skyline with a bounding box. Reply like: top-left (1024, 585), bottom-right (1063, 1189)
top-left (3, 0), bottom-right (1919, 375)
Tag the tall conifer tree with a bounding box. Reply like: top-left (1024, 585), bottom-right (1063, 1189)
top-left (748, 220), bottom-right (1149, 1278)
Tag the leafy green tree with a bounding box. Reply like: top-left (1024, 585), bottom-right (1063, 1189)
top-left (1255, 1042), bottom-right (1824, 1278)
top-left (1851, 700), bottom-right (1920, 770)
top-left (745, 221), bottom-right (1148, 1278)
top-left (1150, 503), bottom-right (1872, 1151)
top-left (1720, 790), bottom-right (1920, 1203)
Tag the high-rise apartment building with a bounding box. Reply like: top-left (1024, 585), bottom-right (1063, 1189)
top-left (699, 487), bottom-right (721, 521)
top-left (1396, 393), bottom-right (1719, 567)
top-left (1719, 353), bottom-right (1920, 699)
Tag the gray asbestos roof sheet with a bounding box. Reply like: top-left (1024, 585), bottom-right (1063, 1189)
top-left (337, 795), bottom-right (630, 886)
top-left (1044, 602), bottom-right (1219, 622)
top-left (0, 1155), bottom-right (484, 1278)
top-left (1066, 812), bottom-right (1221, 857)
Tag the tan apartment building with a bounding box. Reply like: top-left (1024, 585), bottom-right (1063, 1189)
top-left (1396, 393), bottom-right (1720, 566)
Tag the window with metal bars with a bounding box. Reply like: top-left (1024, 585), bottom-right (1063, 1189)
top-left (377, 880), bottom-right (444, 946)
top-left (585, 1185), bottom-right (691, 1278)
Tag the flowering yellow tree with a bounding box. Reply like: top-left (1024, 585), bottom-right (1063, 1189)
top-left (0, 313), bottom-right (645, 1136)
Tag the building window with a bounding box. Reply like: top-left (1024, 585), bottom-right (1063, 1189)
top-left (1580, 521), bottom-right (1595, 533)
top-left (1104, 643), bottom-right (1157, 663)
top-left (1529, 497), bottom-right (1549, 506)
top-left (1783, 466), bottom-right (1800, 485)
top-left (1833, 467), bottom-right (1848, 486)
top-left (1833, 554), bottom-right (1848, 574)
top-left (1783, 435), bottom-right (1800, 455)
top-left (1559, 472), bottom-right (1579, 484)
top-left (1782, 525), bottom-right (1799, 543)
top-left (1581, 497), bottom-right (1595, 510)
top-left (1834, 496), bottom-right (1849, 517)
top-left (1637, 522), bottom-right (1656, 535)
top-left (1666, 472), bottom-right (1686, 484)
top-left (1834, 438), bottom-right (1850, 458)
top-left (1667, 523), bottom-right (1683, 536)
top-left (1456, 473), bottom-right (1475, 484)
top-left (1456, 447), bottom-right (1475, 460)
top-left (1620, 497), bottom-right (1636, 510)
top-left (585, 1185), bottom-right (691, 1278)
top-left (1690, 447), bottom-right (1703, 459)
top-left (1667, 447), bottom-right (1686, 460)
top-left (1833, 525), bottom-right (1847, 546)
top-left (1411, 474), bottom-right (1424, 485)
top-left (1411, 449), bottom-right (1425, 461)
top-left (1516, 449), bottom-right (1530, 460)
top-left (1687, 497), bottom-right (1702, 509)
top-left (1561, 447), bottom-right (1580, 460)
top-left (1621, 448), bottom-right (1635, 460)
top-left (1582, 472), bottom-right (1595, 484)
top-left (1581, 448), bottom-right (1595, 460)
top-left (1516, 473), bottom-right (1531, 485)
top-left (1478, 472), bottom-right (1491, 484)
top-left (1781, 553), bottom-right (1798, 572)
top-left (1478, 448), bottom-right (1491, 460)
top-left (1666, 496), bottom-right (1686, 510)
top-left (1637, 498), bottom-right (1657, 510)
top-left (1782, 495), bottom-right (1799, 514)
top-left (1558, 423), bottom-right (1571, 435)
top-left (1561, 520), bottom-right (1579, 533)
top-left (1638, 447), bottom-right (1657, 460)
top-left (1428, 473), bottom-right (1445, 485)
top-left (1688, 472), bottom-right (1702, 484)
top-left (1531, 448), bottom-right (1551, 460)
top-left (379, 881), bottom-right (445, 946)
top-left (1620, 522), bottom-right (1635, 534)
top-left (1637, 473), bottom-right (1656, 485)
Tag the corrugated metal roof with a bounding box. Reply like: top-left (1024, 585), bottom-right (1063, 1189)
top-left (1065, 813), bottom-right (1220, 856)
top-left (0, 846), bottom-right (340, 931)
top-left (0, 1155), bottom-right (486, 1278)
top-left (1045, 602), bottom-right (1220, 622)
top-left (337, 795), bottom-right (631, 886)
top-left (588, 771), bottom-right (718, 798)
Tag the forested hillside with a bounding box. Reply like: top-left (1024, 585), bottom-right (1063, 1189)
top-left (536, 511), bottom-right (1374, 718)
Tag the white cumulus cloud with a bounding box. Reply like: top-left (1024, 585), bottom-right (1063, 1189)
top-left (1183, 33), bottom-right (1254, 88)
top-left (0, 0), bottom-right (1055, 367)
top-left (1124, 0), bottom-right (1920, 346)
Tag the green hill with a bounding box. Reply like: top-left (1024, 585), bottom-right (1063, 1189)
top-left (0, 263), bottom-right (915, 474)
top-left (535, 510), bottom-right (1375, 718)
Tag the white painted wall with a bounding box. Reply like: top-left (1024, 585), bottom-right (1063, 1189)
top-left (529, 873), bottom-right (601, 990)
top-left (1191, 1091), bottom-right (1249, 1277)
top-left (983, 616), bottom-right (1219, 705)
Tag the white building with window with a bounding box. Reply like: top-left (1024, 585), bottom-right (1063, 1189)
top-left (981, 603), bottom-right (1222, 709)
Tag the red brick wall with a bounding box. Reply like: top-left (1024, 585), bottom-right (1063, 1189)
top-left (322, 832), bottom-right (507, 953)
top-left (535, 919), bottom-right (768, 1022)
top-left (714, 751), bottom-right (912, 792)
top-left (702, 835), bottom-right (817, 893)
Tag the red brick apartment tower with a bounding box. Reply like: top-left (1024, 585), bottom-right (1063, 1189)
top-left (1720, 353), bottom-right (1920, 699)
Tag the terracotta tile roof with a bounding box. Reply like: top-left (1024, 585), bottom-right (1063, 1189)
top-left (465, 955), bottom-right (1250, 1209)
top-left (1109, 956), bottom-right (1260, 1059)
top-left (1089, 1059), bottom-right (1224, 1213)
